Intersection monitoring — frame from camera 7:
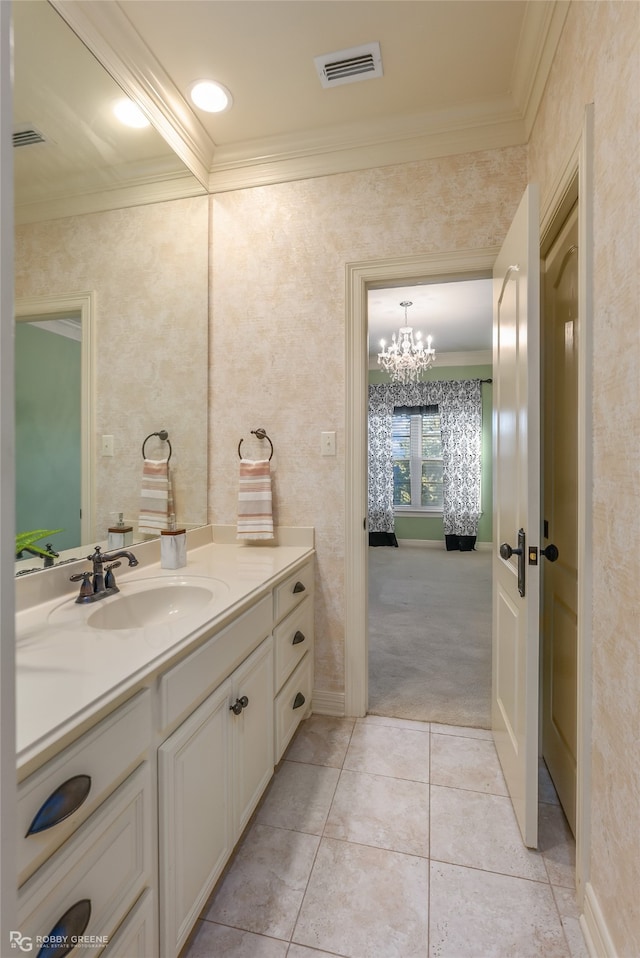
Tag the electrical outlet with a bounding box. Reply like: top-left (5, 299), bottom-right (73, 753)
top-left (101, 435), bottom-right (114, 457)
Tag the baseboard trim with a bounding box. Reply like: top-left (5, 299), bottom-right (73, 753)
top-left (312, 689), bottom-right (345, 716)
top-left (581, 882), bottom-right (616, 957)
top-left (396, 538), bottom-right (493, 552)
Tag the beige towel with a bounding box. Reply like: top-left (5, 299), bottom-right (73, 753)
top-left (237, 459), bottom-right (274, 540)
top-left (138, 458), bottom-right (174, 535)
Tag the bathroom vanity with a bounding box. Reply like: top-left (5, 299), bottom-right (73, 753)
top-left (15, 526), bottom-right (314, 957)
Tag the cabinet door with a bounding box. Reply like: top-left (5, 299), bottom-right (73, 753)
top-left (230, 637), bottom-right (274, 839)
top-left (159, 680), bottom-right (232, 958)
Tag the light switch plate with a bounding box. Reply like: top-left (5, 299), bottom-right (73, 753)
top-left (101, 435), bottom-right (114, 457)
top-left (321, 431), bottom-right (336, 456)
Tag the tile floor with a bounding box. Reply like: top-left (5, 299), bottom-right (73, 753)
top-left (182, 714), bottom-right (590, 958)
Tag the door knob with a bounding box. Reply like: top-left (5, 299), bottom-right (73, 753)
top-left (541, 543), bottom-right (559, 561)
top-left (499, 542), bottom-right (523, 560)
top-left (230, 695), bottom-right (249, 715)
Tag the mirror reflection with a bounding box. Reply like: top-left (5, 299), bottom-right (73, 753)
top-left (13, 1), bottom-right (209, 572)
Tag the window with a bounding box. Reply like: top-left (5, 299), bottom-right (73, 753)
top-left (392, 407), bottom-right (443, 512)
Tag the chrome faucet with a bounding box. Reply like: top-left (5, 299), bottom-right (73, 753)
top-left (70, 545), bottom-right (139, 604)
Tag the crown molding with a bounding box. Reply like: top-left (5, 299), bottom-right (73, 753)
top-left (207, 110), bottom-right (526, 194)
top-left (15, 169), bottom-right (204, 226)
top-left (48, 0), bottom-right (567, 198)
top-left (511, 0), bottom-right (571, 140)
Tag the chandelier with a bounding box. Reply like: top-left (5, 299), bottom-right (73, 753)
top-left (377, 301), bottom-right (436, 384)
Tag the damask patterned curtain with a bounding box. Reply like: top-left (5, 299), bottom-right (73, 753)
top-left (368, 380), bottom-right (483, 550)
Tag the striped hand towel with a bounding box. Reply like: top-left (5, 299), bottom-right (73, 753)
top-left (138, 458), bottom-right (174, 535)
top-left (237, 459), bottom-right (274, 540)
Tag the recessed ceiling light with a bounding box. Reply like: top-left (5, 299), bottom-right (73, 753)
top-left (190, 80), bottom-right (232, 113)
top-left (113, 98), bottom-right (150, 129)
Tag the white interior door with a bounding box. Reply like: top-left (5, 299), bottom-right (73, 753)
top-left (492, 185), bottom-right (541, 848)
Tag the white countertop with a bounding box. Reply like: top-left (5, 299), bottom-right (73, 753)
top-left (15, 526), bottom-right (314, 774)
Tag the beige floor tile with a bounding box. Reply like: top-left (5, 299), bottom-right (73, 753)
top-left (344, 721), bottom-right (430, 782)
top-left (324, 768), bottom-right (429, 857)
top-left (293, 837), bottom-right (429, 958)
top-left (182, 921), bottom-right (288, 957)
top-left (255, 761), bottom-right (340, 835)
top-left (204, 823), bottom-right (320, 940)
top-left (287, 946), bottom-right (345, 958)
top-left (430, 785), bottom-right (548, 882)
top-left (430, 732), bottom-right (508, 794)
top-left (431, 722), bottom-right (493, 740)
top-left (429, 860), bottom-right (569, 957)
top-left (285, 715), bottom-right (355, 767)
top-left (538, 802), bottom-right (576, 888)
top-left (360, 714), bottom-right (431, 733)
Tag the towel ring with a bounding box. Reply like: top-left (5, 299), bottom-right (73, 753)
top-left (238, 428), bottom-right (273, 461)
top-left (142, 430), bottom-right (172, 462)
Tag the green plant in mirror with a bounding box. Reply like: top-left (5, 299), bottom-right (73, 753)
top-left (16, 529), bottom-right (63, 559)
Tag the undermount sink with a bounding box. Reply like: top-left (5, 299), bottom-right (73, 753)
top-left (47, 576), bottom-right (230, 632)
top-left (87, 584), bottom-right (216, 631)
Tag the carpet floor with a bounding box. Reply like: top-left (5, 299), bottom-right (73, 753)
top-left (368, 545), bottom-right (492, 728)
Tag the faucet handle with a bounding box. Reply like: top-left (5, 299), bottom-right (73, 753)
top-left (104, 562), bottom-right (121, 590)
top-left (70, 571), bottom-right (93, 601)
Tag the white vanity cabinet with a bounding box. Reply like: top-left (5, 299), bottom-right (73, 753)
top-left (17, 688), bottom-right (155, 958)
top-left (158, 604), bottom-right (275, 957)
top-left (273, 561), bottom-right (314, 760)
top-left (16, 539), bottom-right (314, 958)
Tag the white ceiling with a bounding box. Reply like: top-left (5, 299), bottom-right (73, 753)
top-left (14, 0), bottom-right (566, 351)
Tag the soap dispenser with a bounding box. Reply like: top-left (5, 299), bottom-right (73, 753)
top-left (161, 514), bottom-right (187, 569)
top-left (108, 513), bottom-right (133, 550)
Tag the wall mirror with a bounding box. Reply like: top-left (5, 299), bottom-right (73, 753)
top-left (13, 1), bottom-right (209, 572)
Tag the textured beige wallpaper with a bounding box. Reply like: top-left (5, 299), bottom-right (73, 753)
top-left (15, 195), bottom-right (210, 541)
top-left (209, 146), bottom-right (527, 693)
top-left (529, 1), bottom-right (640, 953)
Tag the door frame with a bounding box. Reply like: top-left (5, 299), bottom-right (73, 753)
top-left (344, 104), bottom-right (593, 903)
top-left (345, 247), bottom-right (499, 716)
top-left (15, 290), bottom-right (96, 546)
top-left (539, 105), bottom-right (594, 906)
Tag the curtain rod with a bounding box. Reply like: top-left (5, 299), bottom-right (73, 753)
top-left (480, 378), bottom-right (493, 384)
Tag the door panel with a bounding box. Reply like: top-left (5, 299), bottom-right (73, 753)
top-left (542, 205), bottom-right (579, 834)
top-left (492, 185), bottom-right (541, 848)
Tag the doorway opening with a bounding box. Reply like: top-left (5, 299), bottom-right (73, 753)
top-left (15, 290), bottom-right (95, 551)
top-left (366, 276), bottom-right (494, 727)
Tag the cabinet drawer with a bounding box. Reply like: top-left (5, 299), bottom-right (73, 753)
top-left (104, 889), bottom-right (156, 958)
top-left (274, 560), bottom-right (314, 624)
top-left (273, 597), bottom-right (313, 691)
top-left (17, 690), bottom-right (151, 885)
top-left (18, 763), bottom-right (151, 952)
top-left (274, 653), bottom-right (312, 762)
top-left (159, 594), bottom-right (271, 731)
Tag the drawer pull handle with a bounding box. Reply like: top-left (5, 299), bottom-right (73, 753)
top-left (37, 898), bottom-right (91, 958)
top-left (27, 775), bottom-right (92, 836)
top-left (293, 692), bottom-right (306, 710)
top-left (230, 695), bottom-right (249, 715)
top-left (292, 631), bottom-right (306, 646)
top-left (293, 581), bottom-right (306, 594)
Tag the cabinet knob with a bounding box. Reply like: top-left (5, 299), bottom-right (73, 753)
top-left (292, 631), bottom-right (306, 646)
top-left (230, 695), bottom-right (249, 715)
top-left (27, 774), bottom-right (92, 836)
top-left (293, 581), bottom-right (306, 594)
top-left (292, 692), bottom-right (306, 710)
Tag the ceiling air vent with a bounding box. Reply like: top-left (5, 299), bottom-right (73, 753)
top-left (13, 125), bottom-right (47, 148)
top-left (314, 42), bottom-right (383, 89)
